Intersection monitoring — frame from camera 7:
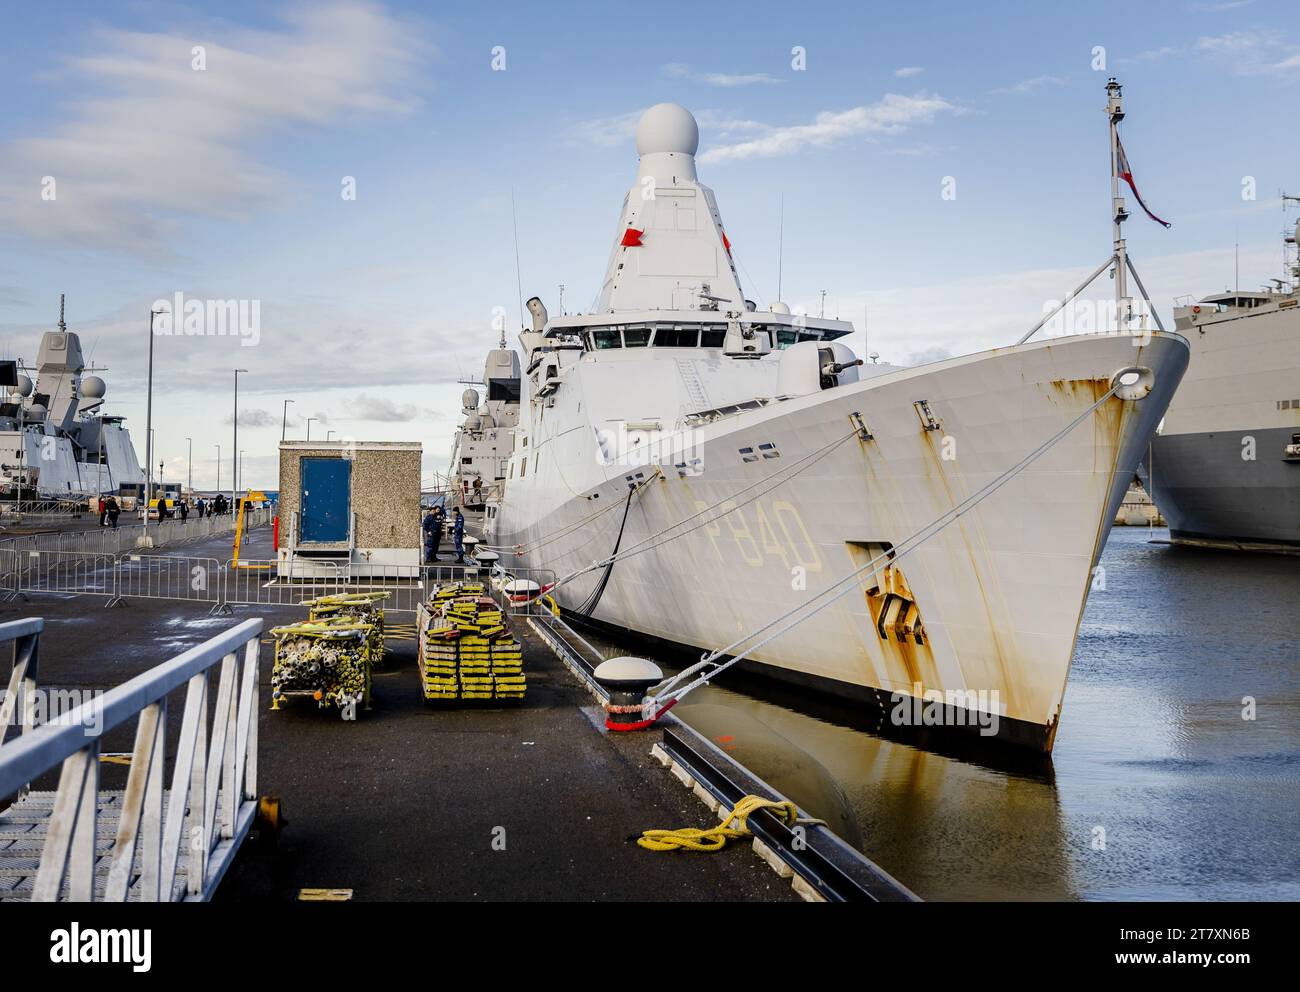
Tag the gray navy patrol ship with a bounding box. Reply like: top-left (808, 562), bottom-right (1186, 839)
top-left (0, 298), bottom-right (144, 500)
top-left (1145, 211), bottom-right (1300, 552)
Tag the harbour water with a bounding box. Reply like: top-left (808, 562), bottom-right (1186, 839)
top-left (583, 527), bottom-right (1300, 901)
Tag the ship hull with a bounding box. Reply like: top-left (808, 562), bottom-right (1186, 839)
top-left (1145, 426), bottom-right (1300, 552)
top-left (0, 424), bottom-right (141, 499)
top-left (497, 332), bottom-right (1189, 751)
top-left (1145, 297), bottom-right (1300, 554)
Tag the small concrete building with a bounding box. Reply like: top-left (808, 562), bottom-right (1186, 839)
top-left (277, 441), bottom-right (422, 576)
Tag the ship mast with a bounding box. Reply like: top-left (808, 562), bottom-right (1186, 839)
top-left (1107, 79), bottom-right (1131, 332)
top-left (1019, 77), bottom-right (1165, 344)
top-left (1283, 191), bottom-right (1300, 292)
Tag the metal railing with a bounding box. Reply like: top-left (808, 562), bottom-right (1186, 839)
top-left (0, 618), bottom-right (43, 801)
top-left (0, 617), bottom-right (263, 901)
top-left (0, 507), bottom-right (270, 558)
top-left (8, 550), bottom-right (117, 598)
top-left (114, 555), bottom-right (225, 606)
top-left (223, 558), bottom-right (347, 609)
top-left (0, 547), bottom-right (556, 617)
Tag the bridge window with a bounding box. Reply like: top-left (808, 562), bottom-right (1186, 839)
top-left (624, 328), bottom-right (650, 347)
top-left (654, 327), bottom-right (699, 347)
top-left (701, 329), bottom-right (726, 348)
top-left (592, 329), bottom-right (621, 349)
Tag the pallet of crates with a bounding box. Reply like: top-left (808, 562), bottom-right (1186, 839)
top-left (269, 620), bottom-right (373, 718)
top-left (419, 580), bottom-right (526, 705)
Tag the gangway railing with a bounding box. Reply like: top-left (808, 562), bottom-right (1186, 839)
top-left (0, 617), bottom-right (263, 901)
top-left (0, 617), bottom-right (43, 801)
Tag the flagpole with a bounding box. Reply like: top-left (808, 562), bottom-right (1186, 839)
top-left (1106, 78), bottom-right (1132, 334)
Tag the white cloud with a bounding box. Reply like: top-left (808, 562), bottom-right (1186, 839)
top-left (1195, 30), bottom-right (1300, 74)
top-left (1125, 28), bottom-right (1300, 74)
top-left (225, 408), bottom-right (278, 428)
top-left (813, 245), bottom-right (1282, 365)
top-left (663, 63), bottom-right (782, 87)
top-left (990, 75), bottom-right (1067, 96)
top-left (0, 2), bottom-right (430, 253)
top-left (893, 66), bottom-right (925, 78)
top-left (349, 394), bottom-right (420, 421)
top-left (1130, 46), bottom-right (1183, 62)
top-left (699, 93), bottom-right (956, 164)
top-left (567, 109), bottom-right (644, 147)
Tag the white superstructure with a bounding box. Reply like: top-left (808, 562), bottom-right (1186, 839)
top-left (445, 345), bottom-right (521, 522)
top-left (0, 300), bottom-right (144, 500)
top-left (489, 104), bottom-right (1189, 751)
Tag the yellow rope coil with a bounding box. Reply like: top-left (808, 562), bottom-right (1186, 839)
top-left (636, 794), bottom-right (800, 852)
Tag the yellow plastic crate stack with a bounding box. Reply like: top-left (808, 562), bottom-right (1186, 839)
top-left (418, 581), bottom-right (526, 703)
top-left (421, 626), bottom-right (460, 700)
top-left (490, 636), bottom-right (526, 700)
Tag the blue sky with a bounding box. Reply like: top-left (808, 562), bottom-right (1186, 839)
top-left (1, 0), bottom-right (1297, 489)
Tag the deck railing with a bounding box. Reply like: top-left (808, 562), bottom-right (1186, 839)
top-left (0, 617), bottom-right (263, 901)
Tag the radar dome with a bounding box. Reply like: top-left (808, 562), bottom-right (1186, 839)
top-left (769, 302), bottom-right (792, 315)
top-left (636, 103), bottom-right (699, 157)
top-left (27, 403), bottom-right (47, 420)
top-left (461, 388), bottom-right (480, 411)
top-left (80, 375), bottom-right (106, 399)
top-left (10, 374), bottom-right (33, 398)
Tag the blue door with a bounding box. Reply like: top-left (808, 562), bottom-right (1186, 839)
top-left (300, 458), bottom-right (351, 543)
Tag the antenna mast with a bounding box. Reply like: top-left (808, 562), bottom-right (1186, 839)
top-left (511, 187), bottom-right (525, 337)
top-left (777, 194), bottom-right (784, 300)
top-left (1107, 78), bottom-right (1133, 333)
top-left (58, 294), bottom-right (66, 333)
top-left (1283, 191), bottom-right (1300, 291)
top-left (1019, 77), bottom-right (1165, 344)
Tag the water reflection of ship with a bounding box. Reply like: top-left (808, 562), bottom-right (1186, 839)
top-left (581, 622), bottom-right (1076, 901)
top-left (684, 692), bottom-right (1077, 902)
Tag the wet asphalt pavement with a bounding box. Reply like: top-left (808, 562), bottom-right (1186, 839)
top-left (1, 526), bottom-right (795, 902)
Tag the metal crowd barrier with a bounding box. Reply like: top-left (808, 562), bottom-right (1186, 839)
top-left (0, 507), bottom-right (270, 558)
top-left (8, 551), bottom-right (117, 598)
top-left (0, 546), bottom-right (557, 617)
top-left (0, 617), bottom-right (263, 901)
top-left (114, 555), bottom-right (225, 606)
top-left (223, 558), bottom-right (347, 609)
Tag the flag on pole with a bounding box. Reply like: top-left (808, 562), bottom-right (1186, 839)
top-left (1116, 138), bottom-right (1171, 228)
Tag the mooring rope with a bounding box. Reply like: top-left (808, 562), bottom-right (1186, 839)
top-left (649, 382), bottom-right (1123, 708)
top-left (550, 427), bottom-right (860, 590)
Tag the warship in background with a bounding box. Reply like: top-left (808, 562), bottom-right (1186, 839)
top-left (481, 101), bottom-right (1189, 752)
top-left (1142, 203), bottom-right (1300, 553)
top-left (444, 340), bottom-right (521, 527)
top-left (0, 298), bottom-right (144, 502)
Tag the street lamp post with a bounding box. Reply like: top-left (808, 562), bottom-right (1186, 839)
top-left (327, 430), bottom-right (336, 441)
top-left (185, 436), bottom-right (192, 494)
top-left (215, 444), bottom-right (221, 496)
top-left (282, 399), bottom-right (294, 442)
top-left (232, 369), bottom-right (247, 507)
top-left (305, 417), bottom-right (316, 442)
top-left (140, 307), bottom-right (163, 547)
